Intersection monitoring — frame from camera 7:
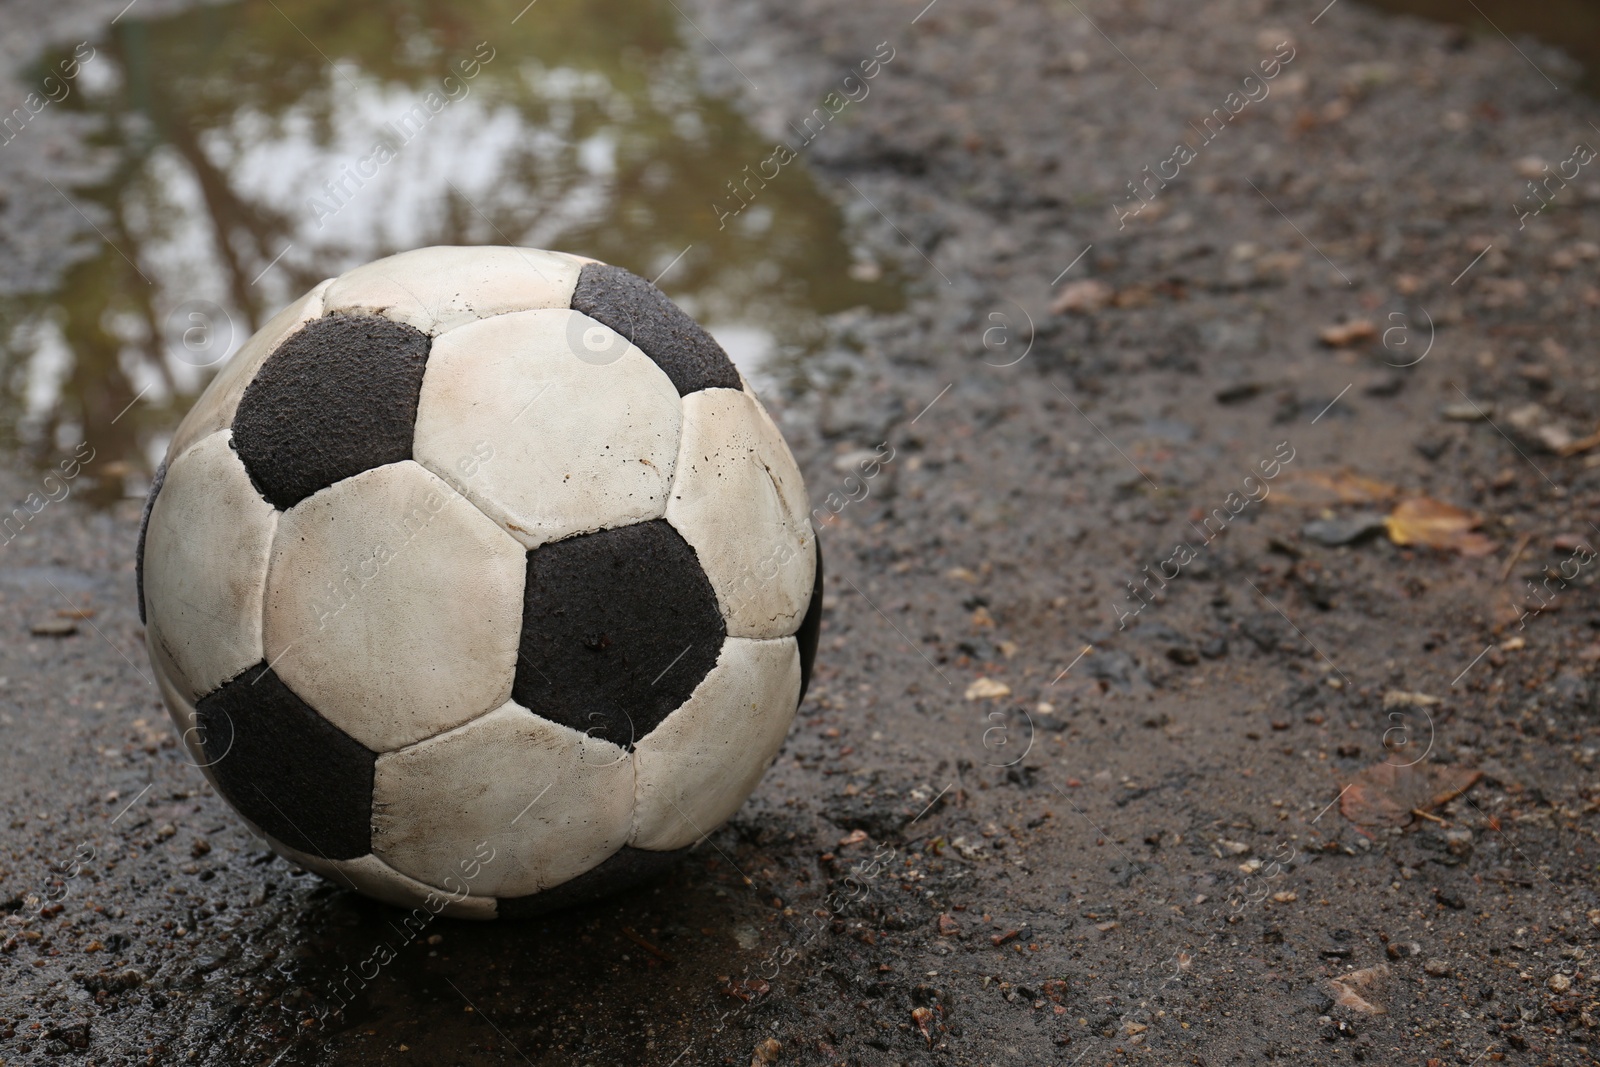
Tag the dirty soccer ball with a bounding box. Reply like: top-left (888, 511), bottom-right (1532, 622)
top-left (137, 246), bottom-right (821, 919)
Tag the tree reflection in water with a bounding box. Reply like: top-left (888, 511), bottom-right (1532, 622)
top-left (1, 0), bottom-right (901, 503)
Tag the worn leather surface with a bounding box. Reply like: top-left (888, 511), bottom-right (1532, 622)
top-left (514, 519), bottom-right (726, 748)
top-left (195, 664), bottom-right (376, 860)
top-left (570, 262), bottom-right (742, 395)
top-left (232, 314), bottom-right (431, 509)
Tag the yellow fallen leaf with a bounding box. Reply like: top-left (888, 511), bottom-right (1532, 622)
top-left (965, 677), bottom-right (1011, 700)
top-left (1270, 468), bottom-right (1399, 506)
top-left (1385, 497), bottom-right (1495, 556)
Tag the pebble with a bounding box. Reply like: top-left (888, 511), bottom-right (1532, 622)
top-left (29, 619), bottom-right (76, 637)
top-left (1441, 402), bottom-right (1489, 421)
top-left (1548, 973), bottom-right (1572, 993)
top-left (1303, 513), bottom-right (1388, 547)
top-left (964, 677), bottom-right (1010, 700)
top-left (1422, 958), bottom-right (1451, 977)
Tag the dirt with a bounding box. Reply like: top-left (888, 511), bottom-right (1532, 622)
top-left (4, 0), bottom-right (1600, 1064)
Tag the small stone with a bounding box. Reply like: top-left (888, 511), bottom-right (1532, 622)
top-left (155, 824), bottom-right (177, 840)
top-left (1318, 319), bottom-right (1376, 347)
top-left (1215, 381), bottom-right (1266, 404)
top-left (1514, 156), bottom-right (1548, 179)
top-left (1414, 434), bottom-right (1452, 461)
top-left (1363, 372), bottom-right (1404, 397)
top-left (1385, 940), bottom-right (1421, 960)
top-left (1441, 402), bottom-right (1489, 422)
top-left (751, 1037), bottom-right (782, 1065)
top-left (1271, 891), bottom-right (1298, 903)
top-left (30, 619), bottom-right (77, 637)
top-left (964, 677), bottom-right (1011, 701)
top-left (1302, 513), bottom-right (1388, 547)
top-left (1422, 958), bottom-right (1450, 977)
top-left (1441, 828), bottom-right (1473, 858)
top-left (1549, 973), bottom-right (1573, 993)
top-left (938, 913), bottom-right (961, 937)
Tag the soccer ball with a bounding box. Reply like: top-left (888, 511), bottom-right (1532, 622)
top-left (138, 246), bottom-right (821, 919)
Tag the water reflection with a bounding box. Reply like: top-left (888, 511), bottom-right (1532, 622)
top-left (0, 0), bottom-right (901, 502)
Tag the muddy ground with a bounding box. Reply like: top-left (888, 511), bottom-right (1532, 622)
top-left (5, 0), bottom-right (1600, 1064)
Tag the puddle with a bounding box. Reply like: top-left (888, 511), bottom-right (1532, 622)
top-left (1359, 0), bottom-right (1600, 94)
top-left (0, 0), bottom-right (902, 502)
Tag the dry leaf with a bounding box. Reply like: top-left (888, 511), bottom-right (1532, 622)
top-left (1385, 497), bottom-right (1495, 556)
top-left (1050, 279), bottom-right (1113, 315)
top-left (1270, 469), bottom-right (1399, 506)
top-left (1557, 426), bottom-right (1600, 456)
top-left (965, 677), bottom-right (1011, 701)
top-left (1318, 319), bottom-right (1376, 347)
top-left (1327, 964), bottom-right (1389, 1014)
top-left (1381, 690), bottom-right (1441, 709)
top-left (1339, 761), bottom-right (1482, 827)
top-left (1111, 284), bottom-right (1154, 309)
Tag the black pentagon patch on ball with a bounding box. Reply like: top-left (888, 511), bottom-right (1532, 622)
top-left (570, 262), bottom-right (741, 395)
top-left (231, 314), bottom-right (431, 509)
top-left (496, 846), bottom-right (688, 919)
top-left (194, 663), bottom-right (375, 859)
top-left (513, 519), bottom-right (725, 748)
top-left (796, 536), bottom-right (823, 703)
top-left (135, 460), bottom-right (166, 625)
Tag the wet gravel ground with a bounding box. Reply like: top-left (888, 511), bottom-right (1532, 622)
top-left (5, 0), bottom-right (1600, 1064)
